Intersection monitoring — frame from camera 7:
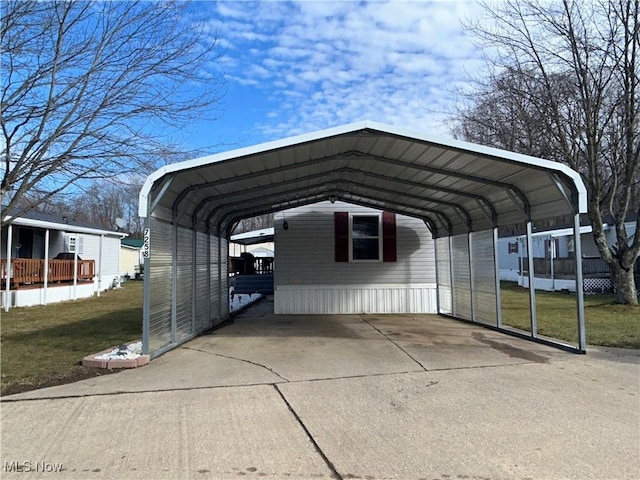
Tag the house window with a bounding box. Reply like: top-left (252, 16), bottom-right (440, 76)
top-left (351, 215), bottom-right (380, 261)
top-left (66, 234), bottom-right (83, 254)
top-left (567, 237), bottom-right (575, 258)
top-left (334, 211), bottom-right (396, 263)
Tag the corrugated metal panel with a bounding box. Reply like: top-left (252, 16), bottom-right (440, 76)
top-left (195, 230), bottom-right (209, 332)
top-left (471, 230), bottom-right (497, 325)
top-left (175, 227), bottom-right (192, 342)
top-left (436, 237), bottom-right (452, 314)
top-left (220, 237), bottom-right (229, 319)
top-left (205, 232), bottom-right (229, 323)
top-left (209, 234), bottom-right (220, 321)
top-left (275, 201), bottom-right (435, 287)
top-left (274, 285), bottom-right (437, 314)
top-left (148, 218), bottom-right (172, 354)
top-left (451, 234), bottom-right (472, 320)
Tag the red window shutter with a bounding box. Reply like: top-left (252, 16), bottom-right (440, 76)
top-left (334, 212), bottom-right (349, 262)
top-left (382, 211), bottom-right (396, 262)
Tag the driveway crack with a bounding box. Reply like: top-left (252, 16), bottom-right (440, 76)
top-left (182, 347), bottom-right (289, 382)
top-left (274, 384), bottom-right (343, 480)
top-left (359, 316), bottom-right (427, 372)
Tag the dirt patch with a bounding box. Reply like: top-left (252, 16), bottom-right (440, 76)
top-left (1, 366), bottom-right (123, 397)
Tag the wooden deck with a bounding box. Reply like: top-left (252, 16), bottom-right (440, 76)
top-left (0, 259), bottom-right (95, 289)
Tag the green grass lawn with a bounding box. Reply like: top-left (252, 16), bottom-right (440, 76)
top-left (1, 281), bottom-right (143, 395)
top-left (500, 282), bottom-right (640, 349)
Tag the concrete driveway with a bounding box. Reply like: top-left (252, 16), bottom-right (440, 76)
top-left (2, 298), bottom-right (639, 480)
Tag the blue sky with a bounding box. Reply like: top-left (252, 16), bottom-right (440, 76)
top-left (180, 0), bottom-right (487, 154)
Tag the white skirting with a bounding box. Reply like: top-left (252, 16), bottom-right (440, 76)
top-left (274, 284), bottom-right (438, 314)
top-left (1, 283), bottom-right (96, 308)
top-left (518, 276), bottom-right (578, 292)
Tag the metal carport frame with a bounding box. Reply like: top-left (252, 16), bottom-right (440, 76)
top-left (139, 121), bottom-right (588, 358)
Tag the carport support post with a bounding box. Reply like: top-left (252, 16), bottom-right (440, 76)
top-left (142, 215), bottom-right (151, 355)
top-left (493, 227), bottom-right (502, 328)
top-left (171, 212), bottom-right (178, 344)
top-left (434, 236), bottom-right (441, 314)
top-left (573, 214), bottom-right (586, 351)
top-left (525, 221), bottom-right (537, 337)
top-left (468, 232), bottom-right (476, 322)
top-left (191, 218), bottom-right (198, 336)
top-left (206, 225), bottom-right (211, 325)
top-left (217, 224), bottom-right (223, 320)
top-left (448, 236), bottom-right (456, 317)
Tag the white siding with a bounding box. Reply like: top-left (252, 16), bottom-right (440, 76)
top-left (275, 284), bottom-right (437, 314)
top-left (121, 247), bottom-right (139, 277)
top-left (229, 241), bottom-right (274, 257)
top-left (72, 233), bottom-right (121, 290)
top-left (49, 231), bottom-right (65, 256)
top-left (274, 201), bottom-right (437, 314)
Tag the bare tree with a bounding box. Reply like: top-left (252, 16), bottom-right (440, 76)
top-left (70, 181), bottom-right (144, 235)
top-left (457, 0), bottom-right (639, 304)
top-left (16, 177), bottom-right (145, 236)
top-left (1, 0), bottom-right (223, 224)
top-left (232, 214), bottom-right (275, 235)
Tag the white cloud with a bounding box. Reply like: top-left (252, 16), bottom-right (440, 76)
top-left (224, 74), bottom-right (259, 87)
top-left (210, 0), bottom-right (487, 140)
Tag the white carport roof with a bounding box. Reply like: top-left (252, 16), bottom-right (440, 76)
top-left (139, 121), bottom-right (587, 237)
top-left (230, 228), bottom-right (275, 245)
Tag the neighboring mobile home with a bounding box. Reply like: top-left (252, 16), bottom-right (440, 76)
top-left (1, 210), bottom-right (126, 309)
top-left (498, 222), bottom-right (637, 293)
top-left (229, 228), bottom-right (275, 294)
top-left (274, 201), bottom-right (436, 314)
top-left (121, 238), bottom-right (144, 279)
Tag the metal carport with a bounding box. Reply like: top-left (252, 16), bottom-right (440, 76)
top-left (138, 121), bottom-right (587, 358)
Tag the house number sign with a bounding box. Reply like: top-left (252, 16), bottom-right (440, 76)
top-left (142, 228), bottom-right (150, 258)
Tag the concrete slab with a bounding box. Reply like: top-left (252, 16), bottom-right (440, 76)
top-left (5, 344), bottom-right (283, 400)
top-left (192, 313), bottom-right (425, 382)
top-left (1, 385), bottom-right (333, 479)
top-left (278, 358), bottom-right (640, 480)
top-left (2, 302), bottom-right (638, 480)
top-left (363, 314), bottom-right (572, 370)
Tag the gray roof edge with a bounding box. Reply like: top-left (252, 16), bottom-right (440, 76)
top-left (7, 216), bottom-right (126, 237)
